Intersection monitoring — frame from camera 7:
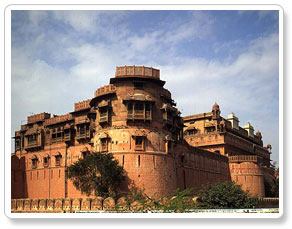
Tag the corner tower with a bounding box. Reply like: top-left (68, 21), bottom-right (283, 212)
top-left (90, 66), bottom-right (183, 197)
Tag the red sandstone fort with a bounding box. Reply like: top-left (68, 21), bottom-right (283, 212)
top-left (12, 65), bottom-right (275, 201)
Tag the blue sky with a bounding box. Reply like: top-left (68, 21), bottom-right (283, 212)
top-left (11, 10), bottom-right (279, 163)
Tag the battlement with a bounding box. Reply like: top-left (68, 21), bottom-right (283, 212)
top-left (228, 155), bottom-right (259, 163)
top-left (94, 84), bottom-right (116, 98)
top-left (74, 99), bottom-right (91, 112)
top-left (27, 112), bottom-right (51, 124)
top-left (44, 114), bottom-right (73, 126)
top-left (115, 66), bottom-right (160, 79)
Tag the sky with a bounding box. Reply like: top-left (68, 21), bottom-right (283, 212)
top-left (11, 10), bottom-right (279, 163)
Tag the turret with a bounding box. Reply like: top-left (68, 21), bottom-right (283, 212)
top-left (227, 113), bottom-right (239, 130)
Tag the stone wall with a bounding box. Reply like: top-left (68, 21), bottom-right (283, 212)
top-left (10, 197), bottom-right (279, 213)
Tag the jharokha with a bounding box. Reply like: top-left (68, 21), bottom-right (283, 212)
top-left (12, 66), bottom-right (274, 200)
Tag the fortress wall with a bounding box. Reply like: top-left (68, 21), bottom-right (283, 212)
top-left (229, 161), bottom-right (265, 197)
top-left (114, 152), bottom-right (177, 198)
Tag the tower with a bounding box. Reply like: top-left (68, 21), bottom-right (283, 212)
top-left (89, 66), bottom-right (182, 197)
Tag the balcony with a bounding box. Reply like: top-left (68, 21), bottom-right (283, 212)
top-left (76, 132), bottom-right (91, 140)
top-left (24, 140), bottom-right (41, 150)
top-left (127, 110), bottom-right (152, 121)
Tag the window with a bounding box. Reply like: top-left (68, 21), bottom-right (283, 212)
top-left (27, 134), bottom-right (37, 145)
top-left (99, 107), bottom-right (109, 123)
top-left (100, 138), bottom-right (108, 152)
top-left (55, 154), bottom-right (62, 166)
top-left (52, 128), bottom-right (64, 143)
top-left (127, 102), bottom-right (152, 121)
top-left (43, 156), bottom-right (49, 167)
top-left (138, 155), bottom-right (141, 167)
top-left (32, 158), bottom-right (38, 169)
top-left (135, 136), bottom-right (144, 151)
top-left (76, 124), bottom-right (90, 140)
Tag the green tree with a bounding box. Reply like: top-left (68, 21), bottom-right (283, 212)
top-left (67, 152), bottom-right (125, 198)
top-left (196, 181), bottom-right (259, 209)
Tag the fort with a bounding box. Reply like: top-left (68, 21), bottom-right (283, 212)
top-left (11, 65), bottom-right (276, 206)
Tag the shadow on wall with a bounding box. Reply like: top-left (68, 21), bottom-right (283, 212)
top-left (11, 155), bottom-right (27, 199)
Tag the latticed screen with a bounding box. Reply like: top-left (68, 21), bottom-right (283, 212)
top-left (144, 68), bottom-right (152, 76)
top-left (135, 67), bottom-right (142, 75)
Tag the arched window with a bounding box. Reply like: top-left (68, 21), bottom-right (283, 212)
top-left (31, 155), bottom-right (38, 169)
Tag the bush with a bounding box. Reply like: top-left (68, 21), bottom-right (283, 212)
top-left (196, 181), bottom-right (259, 209)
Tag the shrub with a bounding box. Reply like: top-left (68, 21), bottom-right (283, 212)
top-left (196, 181), bottom-right (259, 209)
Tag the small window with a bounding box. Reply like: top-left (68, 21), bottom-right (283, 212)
top-left (138, 155), bottom-right (141, 167)
top-left (181, 155), bottom-right (185, 164)
top-left (135, 136), bottom-right (144, 151)
top-left (101, 138), bottom-right (108, 152)
top-left (55, 155), bottom-right (62, 166)
top-left (133, 82), bottom-right (144, 90)
top-left (43, 157), bottom-right (49, 167)
top-left (32, 158), bottom-right (38, 169)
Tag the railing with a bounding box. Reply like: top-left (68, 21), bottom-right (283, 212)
top-left (51, 137), bottom-right (64, 144)
top-left (74, 99), bottom-right (91, 112)
top-left (145, 111), bottom-right (151, 120)
top-left (127, 110), bottom-right (151, 120)
top-left (64, 133), bottom-right (71, 142)
top-left (75, 116), bottom-right (90, 124)
top-left (45, 114), bottom-right (72, 126)
top-left (27, 112), bottom-right (51, 124)
top-left (115, 66), bottom-right (160, 79)
top-left (99, 114), bottom-right (108, 123)
top-left (94, 84), bottom-right (116, 98)
top-left (76, 132), bottom-right (90, 140)
top-left (228, 155), bottom-right (258, 163)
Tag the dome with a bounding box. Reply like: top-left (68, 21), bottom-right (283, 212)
top-left (212, 102), bottom-right (220, 111)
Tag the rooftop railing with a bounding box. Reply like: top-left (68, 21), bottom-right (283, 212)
top-left (115, 66), bottom-right (160, 79)
top-left (44, 114), bottom-right (72, 126)
top-left (94, 84), bottom-right (116, 98)
top-left (74, 99), bottom-right (91, 112)
top-left (228, 155), bottom-right (258, 163)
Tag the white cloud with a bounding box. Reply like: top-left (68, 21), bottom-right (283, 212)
top-left (28, 11), bottom-right (49, 26)
top-left (11, 10), bottom-right (279, 162)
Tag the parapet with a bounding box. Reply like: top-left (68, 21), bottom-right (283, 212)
top-left (115, 66), bottom-right (160, 79)
top-left (94, 84), bottom-right (116, 98)
top-left (27, 112), bottom-right (51, 124)
top-left (44, 113), bottom-right (73, 126)
top-left (74, 99), bottom-right (91, 112)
